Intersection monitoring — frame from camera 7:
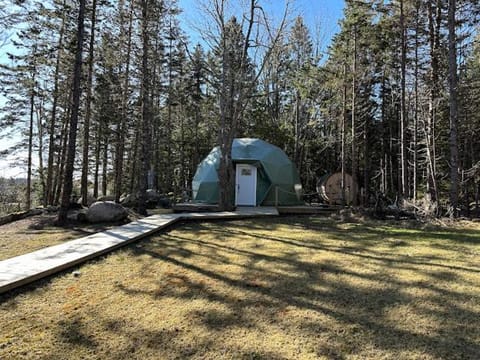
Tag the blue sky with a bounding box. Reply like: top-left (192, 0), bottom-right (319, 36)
top-left (178, 0), bottom-right (345, 55)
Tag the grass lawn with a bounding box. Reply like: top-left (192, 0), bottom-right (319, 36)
top-left (1, 216), bottom-right (479, 359)
top-left (0, 214), bottom-right (119, 261)
top-left (0, 209), bottom-right (172, 261)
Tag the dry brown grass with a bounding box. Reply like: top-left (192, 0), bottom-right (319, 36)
top-left (1, 216), bottom-right (479, 359)
top-left (0, 214), bottom-right (119, 261)
top-left (0, 209), bottom-right (172, 260)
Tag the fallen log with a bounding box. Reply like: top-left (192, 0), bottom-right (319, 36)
top-left (0, 209), bottom-right (43, 226)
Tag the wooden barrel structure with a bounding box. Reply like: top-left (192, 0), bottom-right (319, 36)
top-left (316, 172), bottom-right (357, 205)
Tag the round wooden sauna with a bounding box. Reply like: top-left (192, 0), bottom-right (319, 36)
top-left (317, 172), bottom-right (357, 205)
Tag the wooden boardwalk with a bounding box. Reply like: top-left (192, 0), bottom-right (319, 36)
top-left (0, 207), bottom-right (278, 295)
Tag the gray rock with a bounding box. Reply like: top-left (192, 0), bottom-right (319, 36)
top-left (146, 189), bottom-right (161, 208)
top-left (158, 196), bottom-right (171, 208)
top-left (146, 189), bottom-right (171, 208)
top-left (77, 194), bottom-right (96, 206)
top-left (86, 201), bottom-right (128, 223)
top-left (67, 212), bottom-right (77, 221)
top-left (120, 193), bottom-right (137, 207)
top-left (97, 195), bottom-right (115, 202)
top-left (77, 211), bottom-right (88, 223)
top-left (46, 205), bottom-right (58, 213)
top-left (120, 191), bottom-right (170, 208)
top-left (146, 189), bottom-right (160, 201)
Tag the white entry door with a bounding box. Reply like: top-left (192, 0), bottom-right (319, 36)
top-left (235, 164), bottom-right (257, 206)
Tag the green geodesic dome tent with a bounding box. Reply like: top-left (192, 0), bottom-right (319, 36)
top-left (192, 138), bottom-right (303, 206)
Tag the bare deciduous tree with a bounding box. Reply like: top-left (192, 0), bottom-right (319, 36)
top-left (201, 0), bottom-right (289, 210)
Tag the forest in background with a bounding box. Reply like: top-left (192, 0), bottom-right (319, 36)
top-left (1, 0), bottom-right (480, 221)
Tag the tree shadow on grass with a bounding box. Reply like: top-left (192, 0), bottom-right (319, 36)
top-left (49, 314), bottom-right (197, 360)
top-left (58, 317), bottom-right (98, 349)
top-left (115, 217), bottom-right (480, 359)
top-left (96, 313), bottom-right (291, 360)
top-left (204, 223), bottom-right (480, 276)
top-left (283, 215), bottom-right (480, 245)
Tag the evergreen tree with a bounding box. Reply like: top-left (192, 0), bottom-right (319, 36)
top-left (57, 0), bottom-right (86, 224)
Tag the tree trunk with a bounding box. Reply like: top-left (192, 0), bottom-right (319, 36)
top-left (448, 0), bottom-right (458, 216)
top-left (217, 8), bottom-right (234, 211)
top-left (341, 62), bottom-right (347, 205)
top-left (399, 0), bottom-right (407, 199)
top-left (54, 98), bottom-right (71, 206)
top-left (26, 70), bottom-right (35, 210)
top-left (80, 0), bottom-right (97, 206)
top-left (413, 0), bottom-right (419, 203)
top-left (351, 27), bottom-right (358, 206)
top-left (363, 105), bottom-right (369, 206)
top-left (46, 0), bottom-right (66, 207)
top-left (380, 71), bottom-right (387, 195)
top-left (129, 128), bottom-right (140, 195)
top-left (102, 140), bottom-right (108, 196)
top-left (36, 97), bottom-right (46, 204)
top-left (114, 0), bottom-right (134, 203)
top-left (57, 0), bottom-right (86, 224)
top-left (426, 0), bottom-right (440, 205)
top-left (93, 120), bottom-right (100, 199)
top-left (137, 0), bottom-right (152, 215)
top-left (294, 91), bottom-right (300, 169)
top-left (166, 20), bottom-right (174, 192)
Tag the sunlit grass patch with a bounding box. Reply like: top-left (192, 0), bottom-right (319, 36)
top-left (0, 219), bottom-right (86, 260)
top-left (1, 216), bottom-right (479, 359)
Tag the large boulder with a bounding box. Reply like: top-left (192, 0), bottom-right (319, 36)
top-left (120, 191), bottom-right (171, 209)
top-left (146, 189), bottom-right (172, 208)
top-left (146, 189), bottom-right (163, 208)
top-left (146, 189), bottom-right (160, 202)
top-left (158, 194), bottom-right (171, 208)
top-left (86, 201), bottom-right (128, 223)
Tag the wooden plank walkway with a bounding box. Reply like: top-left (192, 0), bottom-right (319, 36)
top-left (0, 207), bottom-right (278, 294)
